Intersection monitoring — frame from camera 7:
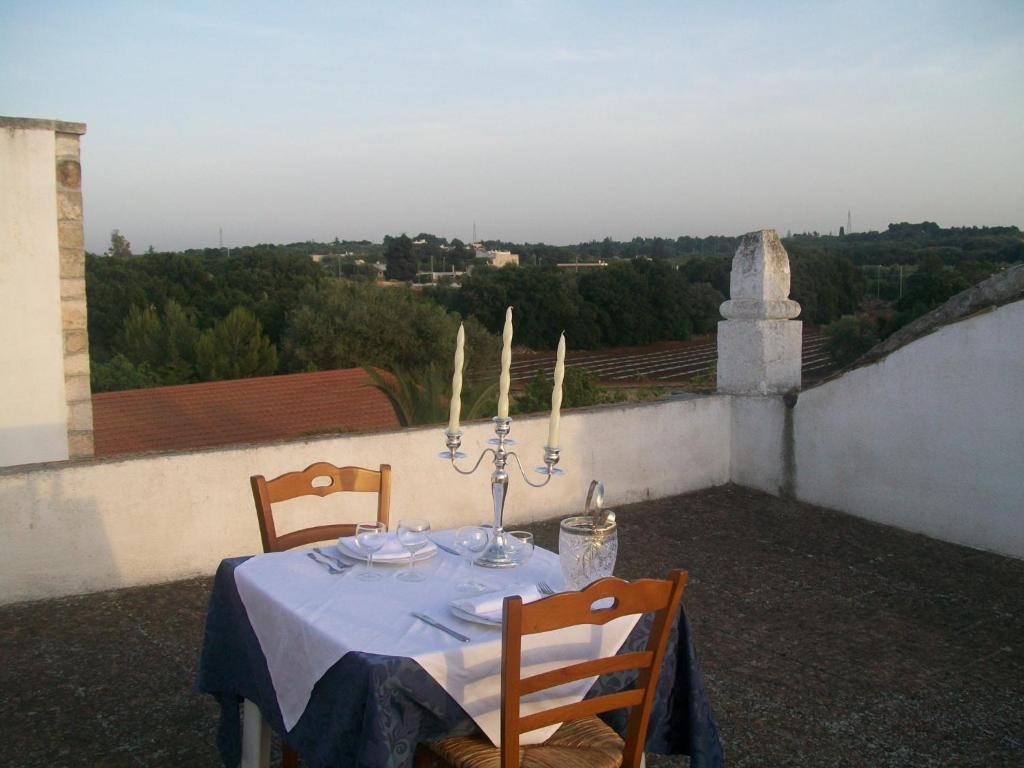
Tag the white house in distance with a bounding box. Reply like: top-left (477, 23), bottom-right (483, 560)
top-left (473, 245), bottom-right (519, 268)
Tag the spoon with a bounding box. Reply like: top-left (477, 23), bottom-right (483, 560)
top-left (585, 481), bottom-right (616, 527)
top-left (585, 480), bottom-right (605, 517)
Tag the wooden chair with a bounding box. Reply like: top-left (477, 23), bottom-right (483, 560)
top-left (250, 461), bottom-right (391, 553)
top-left (416, 570), bottom-right (688, 768)
top-left (249, 461), bottom-right (392, 767)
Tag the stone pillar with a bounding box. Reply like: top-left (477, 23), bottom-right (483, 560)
top-left (717, 230), bottom-right (802, 395)
top-left (55, 126), bottom-right (94, 458)
top-left (0, 116), bottom-right (92, 466)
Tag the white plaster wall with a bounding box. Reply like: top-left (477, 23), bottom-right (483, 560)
top-left (0, 127), bottom-right (68, 466)
top-left (792, 301), bottom-right (1024, 558)
top-left (730, 395), bottom-right (786, 495)
top-left (0, 395), bottom-right (731, 604)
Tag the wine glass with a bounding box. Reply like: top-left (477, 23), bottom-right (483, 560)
top-left (454, 526), bottom-right (490, 594)
top-left (396, 518), bottom-right (431, 582)
top-left (507, 531), bottom-right (534, 566)
top-left (354, 521), bottom-right (387, 581)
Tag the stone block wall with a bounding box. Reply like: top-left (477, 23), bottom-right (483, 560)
top-left (55, 127), bottom-right (94, 457)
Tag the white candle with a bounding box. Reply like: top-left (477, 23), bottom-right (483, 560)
top-left (547, 332), bottom-right (566, 448)
top-left (447, 323), bottom-right (465, 434)
top-left (497, 306), bottom-right (513, 418)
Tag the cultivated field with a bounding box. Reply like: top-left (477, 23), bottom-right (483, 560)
top-left (508, 329), bottom-right (831, 388)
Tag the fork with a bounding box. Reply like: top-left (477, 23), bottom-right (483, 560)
top-left (314, 547), bottom-right (353, 570)
top-left (537, 581), bottom-right (555, 596)
top-left (307, 552), bottom-right (345, 575)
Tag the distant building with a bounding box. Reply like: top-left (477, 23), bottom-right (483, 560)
top-left (474, 248), bottom-right (519, 268)
top-left (557, 260), bottom-right (609, 270)
top-left (310, 252), bottom-right (353, 263)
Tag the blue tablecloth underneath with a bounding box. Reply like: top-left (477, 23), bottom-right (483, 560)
top-left (197, 557), bottom-right (723, 767)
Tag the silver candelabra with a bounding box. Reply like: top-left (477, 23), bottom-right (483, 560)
top-left (440, 417), bottom-right (564, 568)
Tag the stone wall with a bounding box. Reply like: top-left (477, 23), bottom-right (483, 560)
top-left (55, 127), bottom-right (94, 457)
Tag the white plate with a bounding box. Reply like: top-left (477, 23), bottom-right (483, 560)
top-left (337, 539), bottom-right (438, 564)
top-left (449, 603), bottom-right (502, 626)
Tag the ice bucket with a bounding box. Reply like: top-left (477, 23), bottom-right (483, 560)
top-left (558, 515), bottom-right (618, 591)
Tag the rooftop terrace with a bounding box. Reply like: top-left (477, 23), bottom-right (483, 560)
top-left (3, 485), bottom-right (1021, 767)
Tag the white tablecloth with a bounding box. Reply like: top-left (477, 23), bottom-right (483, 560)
top-left (234, 530), bottom-right (641, 746)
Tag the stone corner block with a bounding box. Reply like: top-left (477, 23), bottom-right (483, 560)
top-left (67, 399), bottom-right (94, 431)
top-left (68, 431), bottom-right (95, 459)
top-left (55, 132), bottom-right (82, 158)
top-left (64, 374), bottom-right (93, 403)
top-left (717, 319), bottom-right (802, 395)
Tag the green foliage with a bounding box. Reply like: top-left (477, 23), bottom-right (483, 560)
top-left (512, 367), bottom-right (624, 415)
top-left (578, 260), bottom-right (693, 347)
top-left (784, 222), bottom-right (1022, 268)
top-left (85, 250), bottom-right (320, 364)
top-left (440, 260), bottom-right (701, 351)
top-left (363, 366), bottom-right (447, 427)
top-left (877, 255), bottom-right (973, 337)
top-left (106, 229), bottom-right (132, 259)
top-left (281, 281), bottom-right (497, 377)
top-left (788, 252), bottom-right (864, 324)
top-left (120, 300), bottom-right (199, 384)
top-left (824, 314), bottom-right (880, 367)
top-left (686, 282), bottom-right (726, 334)
top-left (195, 307), bottom-right (278, 381)
top-left (384, 234), bottom-right (417, 281)
top-left (363, 367), bottom-right (498, 427)
top-left (90, 354), bottom-right (162, 393)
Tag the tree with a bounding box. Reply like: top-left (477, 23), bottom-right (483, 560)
top-left (106, 229), bottom-right (132, 259)
top-left (364, 367), bottom-right (497, 427)
top-left (824, 314), bottom-right (879, 367)
top-left (512, 367), bottom-right (623, 415)
top-left (120, 300), bottom-right (199, 385)
top-left (90, 353), bottom-right (162, 393)
top-left (448, 238), bottom-right (469, 270)
top-left (195, 307), bottom-right (278, 380)
top-left (281, 282), bottom-right (497, 377)
top-left (686, 282), bottom-right (726, 334)
top-left (384, 234), bottom-right (417, 281)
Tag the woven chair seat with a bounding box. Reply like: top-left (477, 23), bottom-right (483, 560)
top-left (424, 716), bottom-right (625, 768)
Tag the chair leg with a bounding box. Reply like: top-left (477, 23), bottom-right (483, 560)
top-left (414, 744), bottom-right (436, 768)
top-left (282, 744), bottom-right (299, 768)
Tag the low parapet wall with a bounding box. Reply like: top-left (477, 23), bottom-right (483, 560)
top-left (0, 395), bottom-right (731, 604)
top-left (734, 298), bottom-right (1024, 559)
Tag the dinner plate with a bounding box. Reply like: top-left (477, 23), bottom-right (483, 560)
top-left (448, 603), bottom-right (502, 627)
top-left (337, 539), bottom-right (438, 564)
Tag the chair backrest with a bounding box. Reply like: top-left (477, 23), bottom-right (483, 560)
top-left (500, 570), bottom-right (688, 768)
top-left (250, 461), bottom-right (392, 552)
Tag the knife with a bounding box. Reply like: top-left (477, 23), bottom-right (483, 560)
top-left (429, 537), bottom-right (461, 556)
top-left (411, 612), bottom-right (471, 643)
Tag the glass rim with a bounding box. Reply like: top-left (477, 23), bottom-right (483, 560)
top-left (559, 515), bottom-right (617, 536)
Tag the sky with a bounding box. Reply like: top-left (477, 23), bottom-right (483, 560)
top-left (2, 1), bottom-right (1022, 253)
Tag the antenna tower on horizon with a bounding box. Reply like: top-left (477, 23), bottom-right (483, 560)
top-left (847, 209), bottom-right (852, 234)
top-left (472, 220), bottom-right (477, 243)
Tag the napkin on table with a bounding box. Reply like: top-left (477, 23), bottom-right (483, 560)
top-left (450, 584), bottom-right (545, 622)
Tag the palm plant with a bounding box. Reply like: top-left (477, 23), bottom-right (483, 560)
top-left (363, 366), bottom-right (497, 427)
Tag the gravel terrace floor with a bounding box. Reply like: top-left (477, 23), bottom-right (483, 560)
top-left (2, 485), bottom-right (1022, 767)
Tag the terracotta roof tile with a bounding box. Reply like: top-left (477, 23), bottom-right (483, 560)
top-left (93, 368), bottom-right (399, 456)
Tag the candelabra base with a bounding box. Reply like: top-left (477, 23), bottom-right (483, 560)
top-left (475, 530), bottom-right (518, 569)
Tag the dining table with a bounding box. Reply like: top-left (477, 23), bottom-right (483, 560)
top-left (196, 530), bottom-right (723, 768)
